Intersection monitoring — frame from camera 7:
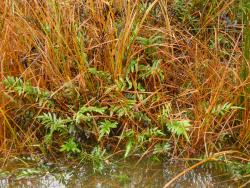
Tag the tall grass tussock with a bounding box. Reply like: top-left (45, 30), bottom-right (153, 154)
top-left (0, 0), bottom-right (249, 170)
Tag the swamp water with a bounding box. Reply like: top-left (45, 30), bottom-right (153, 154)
top-left (0, 158), bottom-right (243, 188)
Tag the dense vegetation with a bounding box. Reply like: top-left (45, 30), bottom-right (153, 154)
top-left (0, 0), bottom-right (249, 178)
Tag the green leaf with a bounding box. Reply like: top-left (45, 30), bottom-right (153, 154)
top-left (212, 102), bottom-right (244, 116)
top-left (167, 120), bottom-right (191, 142)
top-left (116, 76), bottom-right (127, 91)
top-left (98, 120), bottom-right (118, 141)
top-left (91, 146), bottom-right (106, 173)
top-left (60, 138), bottom-right (81, 154)
top-left (124, 140), bottom-right (133, 158)
top-left (37, 113), bottom-right (67, 144)
top-left (88, 67), bottom-right (112, 82)
top-left (75, 105), bottom-right (107, 124)
top-left (153, 143), bottom-right (171, 154)
top-left (138, 127), bottom-right (165, 143)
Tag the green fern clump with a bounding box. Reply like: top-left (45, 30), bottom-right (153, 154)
top-left (3, 76), bottom-right (51, 106)
top-left (37, 113), bottom-right (68, 144)
top-left (120, 130), bottom-right (135, 158)
top-left (37, 112), bottom-right (84, 155)
top-left (125, 59), bottom-right (138, 90)
top-left (133, 111), bottom-right (151, 125)
top-left (109, 99), bottom-right (136, 118)
top-left (172, 0), bottom-right (199, 31)
top-left (121, 126), bottom-right (168, 158)
top-left (157, 103), bottom-right (191, 142)
top-left (3, 76), bottom-right (24, 95)
top-left (115, 76), bottom-right (128, 91)
top-left (220, 161), bottom-right (250, 179)
top-left (136, 34), bottom-right (163, 58)
top-left (157, 103), bottom-right (171, 124)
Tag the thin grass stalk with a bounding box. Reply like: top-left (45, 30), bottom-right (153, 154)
top-left (239, 0), bottom-right (250, 144)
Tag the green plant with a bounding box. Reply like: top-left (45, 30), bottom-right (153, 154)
top-left (75, 106), bottom-right (107, 124)
top-left (225, 161), bottom-right (250, 178)
top-left (37, 113), bottom-right (68, 144)
top-left (60, 138), bottom-right (81, 154)
top-left (158, 103), bottom-right (172, 124)
top-left (15, 168), bottom-right (43, 180)
top-left (167, 120), bottom-right (191, 142)
top-left (98, 120), bottom-right (118, 141)
top-left (138, 127), bottom-right (165, 144)
top-left (112, 173), bottom-right (131, 185)
top-left (139, 59), bottom-right (164, 81)
top-left (239, 0), bottom-right (250, 144)
top-left (91, 146), bottom-right (107, 173)
top-left (3, 76), bottom-right (51, 106)
top-left (123, 130), bottom-right (135, 158)
top-left (88, 67), bottom-right (112, 83)
top-left (0, 0), bottom-right (249, 173)
top-left (212, 102), bottom-right (244, 116)
top-left (109, 99), bottom-right (136, 118)
top-left (125, 59), bottom-right (138, 90)
top-left (136, 35), bottom-right (163, 57)
top-left (153, 143), bottom-right (171, 155)
top-left (172, 0), bottom-right (197, 27)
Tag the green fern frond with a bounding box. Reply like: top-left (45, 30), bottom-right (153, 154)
top-left (158, 103), bottom-right (172, 123)
top-left (88, 67), bottom-right (112, 82)
top-left (75, 105), bottom-right (107, 124)
top-left (37, 113), bottom-right (67, 144)
top-left (167, 120), bottom-right (191, 142)
top-left (115, 76), bottom-right (127, 91)
top-left (139, 60), bottom-right (164, 81)
top-left (91, 146), bottom-right (106, 173)
top-left (60, 138), bottom-right (81, 154)
top-left (3, 76), bottom-right (51, 105)
top-left (138, 127), bottom-right (165, 143)
top-left (212, 102), bottom-right (244, 116)
top-left (125, 59), bottom-right (139, 90)
top-left (98, 120), bottom-right (118, 141)
top-left (136, 35), bottom-right (162, 46)
top-left (109, 99), bottom-right (136, 118)
top-left (122, 130), bottom-right (135, 158)
top-left (153, 143), bottom-right (171, 154)
top-left (3, 76), bottom-right (24, 95)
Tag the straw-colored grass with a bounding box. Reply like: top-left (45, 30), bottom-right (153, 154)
top-left (0, 0), bottom-right (249, 161)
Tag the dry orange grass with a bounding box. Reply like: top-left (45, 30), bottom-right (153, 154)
top-left (0, 0), bottom-right (249, 158)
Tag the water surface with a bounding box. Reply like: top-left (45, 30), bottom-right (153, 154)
top-left (0, 157), bottom-right (243, 188)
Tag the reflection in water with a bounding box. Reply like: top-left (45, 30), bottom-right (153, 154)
top-left (0, 159), bottom-right (240, 188)
top-left (1, 176), bottom-right (65, 188)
